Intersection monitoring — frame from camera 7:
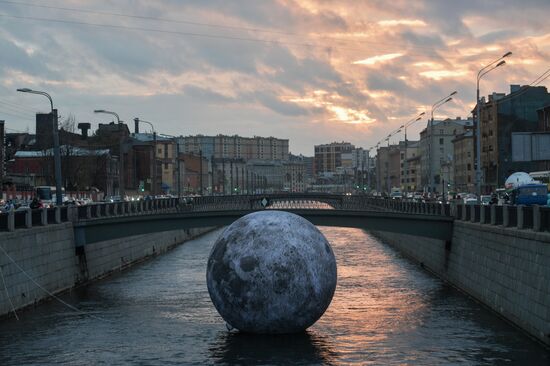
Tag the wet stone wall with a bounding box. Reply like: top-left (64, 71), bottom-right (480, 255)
top-left (374, 220), bottom-right (550, 346)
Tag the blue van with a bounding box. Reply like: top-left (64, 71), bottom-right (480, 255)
top-left (510, 184), bottom-right (548, 206)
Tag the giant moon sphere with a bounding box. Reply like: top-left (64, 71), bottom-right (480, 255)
top-left (206, 211), bottom-right (337, 334)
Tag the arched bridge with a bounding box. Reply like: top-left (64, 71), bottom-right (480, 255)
top-left (66, 194), bottom-right (454, 246)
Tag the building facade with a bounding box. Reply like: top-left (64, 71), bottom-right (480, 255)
top-left (452, 131), bottom-right (475, 193)
top-left (419, 117), bottom-right (473, 193)
top-left (314, 142), bottom-right (355, 176)
top-left (477, 85), bottom-right (550, 192)
top-left (376, 144), bottom-right (401, 194)
top-left (401, 141), bottom-right (420, 192)
top-left (178, 134), bottom-right (289, 161)
top-left (0, 121), bottom-right (4, 185)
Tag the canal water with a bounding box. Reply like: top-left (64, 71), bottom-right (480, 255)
top-left (0, 227), bottom-right (548, 365)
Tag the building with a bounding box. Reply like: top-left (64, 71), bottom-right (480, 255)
top-left (476, 85), bottom-right (550, 192)
top-left (156, 135), bottom-right (177, 194)
top-left (404, 155), bottom-right (422, 193)
top-left (178, 134), bottom-right (289, 161)
top-left (419, 117), bottom-right (473, 193)
top-left (10, 146), bottom-right (118, 195)
top-left (376, 144), bottom-right (401, 194)
top-left (452, 131), bottom-right (475, 193)
top-left (247, 159), bottom-right (284, 193)
top-left (537, 104), bottom-right (550, 171)
top-left (282, 159), bottom-right (306, 192)
top-left (35, 112), bottom-right (54, 149)
top-left (181, 153), bottom-right (210, 195)
top-left (129, 133), bottom-right (176, 196)
top-left (401, 141), bottom-right (420, 192)
top-left (314, 142), bottom-right (354, 177)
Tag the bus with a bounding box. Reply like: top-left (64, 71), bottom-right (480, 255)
top-left (529, 171), bottom-right (550, 189)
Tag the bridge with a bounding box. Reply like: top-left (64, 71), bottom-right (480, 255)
top-left (1, 194), bottom-right (455, 245)
top-left (4, 194), bottom-right (550, 245)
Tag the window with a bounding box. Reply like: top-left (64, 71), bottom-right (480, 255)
top-left (467, 163), bottom-right (471, 171)
top-left (439, 129), bottom-right (444, 135)
top-left (467, 151), bottom-right (471, 158)
top-left (439, 138), bottom-right (444, 145)
top-left (164, 163), bottom-right (168, 169)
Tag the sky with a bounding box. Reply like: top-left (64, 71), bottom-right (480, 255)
top-left (0, 0), bottom-right (549, 155)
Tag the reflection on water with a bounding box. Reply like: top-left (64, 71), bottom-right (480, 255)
top-left (0, 227), bottom-right (548, 365)
top-left (209, 331), bottom-right (337, 365)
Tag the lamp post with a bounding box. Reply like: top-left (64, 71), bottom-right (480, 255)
top-left (403, 112), bottom-right (426, 193)
top-left (427, 92), bottom-right (457, 194)
top-left (17, 88), bottom-right (63, 206)
top-left (475, 51), bottom-right (511, 197)
top-left (94, 109), bottom-right (126, 198)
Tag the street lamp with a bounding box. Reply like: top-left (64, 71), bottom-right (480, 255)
top-left (94, 109), bottom-right (121, 123)
top-left (427, 92), bottom-right (456, 194)
top-left (94, 109), bottom-right (125, 198)
top-left (17, 88), bottom-right (63, 206)
top-left (476, 52), bottom-right (511, 197)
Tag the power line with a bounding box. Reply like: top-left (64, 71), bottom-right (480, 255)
top-left (0, 0), bottom-right (295, 36)
top-left (0, 12), bottom-right (445, 58)
top-left (0, 0), bottom-right (446, 53)
top-left (0, 99), bottom-right (41, 114)
top-left (0, 109), bottom-right (36, 121)
top-left (0, 101), bottom-right (36, 118)
top-left (0, 12), bottom-right (334, 49)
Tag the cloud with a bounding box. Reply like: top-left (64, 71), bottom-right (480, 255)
top-left (0, 0), bottom-right (549, 155)
top-left (352, 53), bottom-right (403, 65)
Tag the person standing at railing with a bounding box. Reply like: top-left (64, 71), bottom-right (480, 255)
top-left (4, 199), bottom-right (15, 212)
top-left (30, 197), bottom-right (42, 210)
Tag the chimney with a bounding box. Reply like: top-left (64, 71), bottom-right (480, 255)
top-left (134, 118), bottom-right (139, 134)
top-left (77, 123), bottom-right (91, 139)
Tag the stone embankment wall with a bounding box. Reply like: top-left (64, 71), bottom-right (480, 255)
top-left (0, 224), bottom-right (213, 317)
top-left (0, 223), bottom-right (76, 318)
top-left (373, 220), bottom-right (550, 346)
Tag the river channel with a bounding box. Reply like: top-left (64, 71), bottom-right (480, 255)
top-left (0, 227), bottom-right (548, 365)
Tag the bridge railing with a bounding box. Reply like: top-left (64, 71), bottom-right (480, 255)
top-left (2, 195), bottom-right (549, 234)
top-left (0, 198), bottom-right (182, 232)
